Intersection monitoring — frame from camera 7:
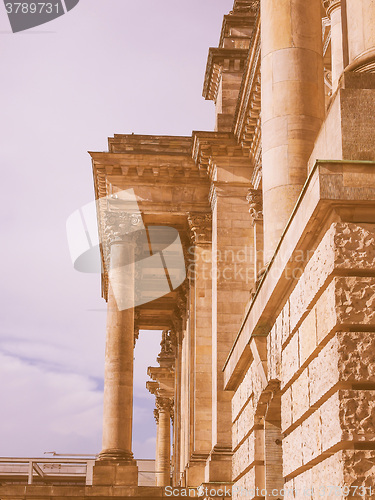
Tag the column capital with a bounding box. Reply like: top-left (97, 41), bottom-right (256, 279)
top-left (188, 212), bottom-right (212, 245)
top-left (160, 329), bottom-right (177, 354)
top-left (156, 396), bottom-right (174, 414)
top-left (134, 307), bottom-right (141, 347)
top-left (154, 408), bottom-right (159, 424)
top-left (157, 329), bottom-right (177, 365)
top-left (104, 210), bottom-right (143, 245)
top-left (246, 188), bottom-right (263, 225)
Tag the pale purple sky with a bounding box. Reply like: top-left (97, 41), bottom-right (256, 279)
top-left (0, 0), bottom-right (233, 459)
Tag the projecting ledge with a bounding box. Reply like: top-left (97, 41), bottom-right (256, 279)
top-left (223, 160), bottom-right (375, 391)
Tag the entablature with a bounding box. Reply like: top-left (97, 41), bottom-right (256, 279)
top-left (192, 131), bottom-right (250, 179)
top-left (203, 48), bottom-right (249, 102)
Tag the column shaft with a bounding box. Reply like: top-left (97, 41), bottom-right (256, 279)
top-left (100, 242), bottom-right (135, 461)
top-left (346, 0), bottom-right (375, 68)
top-left (327, 1), bottom-right (345, 91)
top-left (261, 0), bottom-right (325, 263)
top-left (156, 408), bottom-right (171, 486)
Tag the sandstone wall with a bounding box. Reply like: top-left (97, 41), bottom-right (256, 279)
top-left (232, 222), bottom-right (375, 499)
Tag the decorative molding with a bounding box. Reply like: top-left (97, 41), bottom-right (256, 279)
top-left (171, 316), bottom-right (184, 345)
top-left (233, 0), bottom-right (259, 13)
top-left (134, 307), bottom-right (141, 347)
top-left (159, 330), bottom-right (177, 358)
top-left (104, 210), bottom-right (143, 245)
top-left (246, 188), bottom-right (263, 224)
top-left (153, 408), bottom-right (159, 424)
top-left (187, 212), bottom-right (212, 245)
top-left (175, 283), bottom-right (188, 325)
top-left (134, 327), bottom-right (140, 347)
top-left (322, 0), bottom-right (341, 16)
top-left (156, 396), bottom-right (174, 414)
top-left (209, 184), bottom-right (218, 210)
top-left (203, 48), bottom-right (248, 101)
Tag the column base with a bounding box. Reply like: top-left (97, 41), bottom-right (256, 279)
top-left (92, 459), bottom-right (138, 486)
top-left (185, 453), bottom-right (209, 487)
top-left (204, 446), bottom-right (233, 483)
top-left (97, 449), bottom-right (136, 462)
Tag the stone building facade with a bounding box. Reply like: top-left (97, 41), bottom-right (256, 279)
top-left (1, 0), bottom-right (375, 498)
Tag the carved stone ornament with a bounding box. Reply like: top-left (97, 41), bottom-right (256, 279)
top-left (232, 0), bottom-right (259, 14)
top-left (153, 408), bottom-right (159, 424)
top-left (159, 330), bottom-right (177, 357)
top-left (188, 213), bottom-right (212, 245)
top-left (246, 188), bottom-right (263, 224)
top-left (104, 210), bottom-right (142, 245)
top-left (156, 396), bottom-right (174, 414)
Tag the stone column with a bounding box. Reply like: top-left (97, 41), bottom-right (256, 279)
top-left (324, 1), bottom-right (345, 92)
top-left (154, 408), bottom-right (160, 482)
top-left (172, 336), bottom-right (182, 486)
top-left (156, 397), bottom-right (172, 487)
top-left (93, 212), bottom-right (140, 486)
top-left (261, 0), bottom-right (325, 263)
top-left (346, 0), bottom-right (375, 69)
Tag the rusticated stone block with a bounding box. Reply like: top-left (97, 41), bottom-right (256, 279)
top-left (311, 453), bottom-right (344, 498)
top-left (309, 332), bottom-right (375, 406)
top-left (342, 450), bottom-right (375, 495)
top-left (232, 438), bottom-right (249, 479)
top-left (236, 398), bottom-right (255, 444)
top-left (283, 426), bottom-right (303, 477)
top-left (315, 279), bottom-right (337, 344)
top-left (282, 300), bottom-right (291, 345)
top-left (281, 332), bottom-right (299, 388)
top-left (301, 410), bottom-right (322, 465)
top-left (252, 360), bottom-right (267, 404)
top-left (335, 277), bottom-right (375, 325)
top-left (232, 419), bottom-right (239, 449)
top-left (268, 321), bottom-right (282, 380)
top-left (233, 367), bottom-right (255, 426)
top-left (283, 478), bottom-right (295, 498)
top-left (294, 468), bottom-right (313, 499)
top-left (320, 390), bottom-right (375, 452)
top-left (308, 335), bottom-right (340, 405)
top-left (243, 467), bottom-right (256, 494)
top-left (340, 390), bottom-right (375, 442)
top-left (288, 223), bottom-right (375, 336)
top-left (320, 392), bottom-right (341, 451)
top-left (281, 387), bottom-right (293, 433)
top-left (232, 474), bottom-right (246, 500)
top-left (298, 307), bottom-right (317, 366)
top-left (334, 223), bottom-right (375, 270)
top-left (291, 368), bottom-right (309, 423)
top-left (233, 468), bottom-right (260, 499)
top-left (336, 331), bottom-right (375, 382)
top-left (310, 450), bottom-right (375, 499)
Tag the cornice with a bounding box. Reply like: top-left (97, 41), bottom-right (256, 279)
top-left (218, 13), bottom-right (256, 49)
top-left (191, 131), bottom-right (247, 177)
top-left (203, 48), bottom-right (249, 102)
top-left (233, 16), bottom-right (261, 144)
top-left (233, 0), bottom-right (260, 12)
